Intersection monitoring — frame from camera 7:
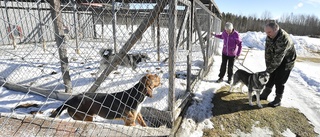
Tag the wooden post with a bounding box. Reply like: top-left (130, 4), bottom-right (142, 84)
top-left (126, 14), bottom-right (129, 30)
top-left (87, 0), bottom-right (169, 93)
top-left (112, 0), bottom-right (117, 53)
top-left (213, 18), bottom-right (221, 55)
top-left (152, 22), bottom-right (155, 47)
top-left (168, 0), bottom-right (177, 127)
top-left (204, 14), bottom-right (212, 75)
top-left (93, 13), bottom-right (97, 39)
top-left (72, 0), bottom-right (80, 54)
top-left (101, 15), bottom-right (104, 42)
top-left (78, 13), bottom-right (82, 39)
top-left (125, 3), bottom-right (131, 31)
top-left (157, 14), bottom-right (160, 62)
top-left (186, 4), bottom-right (192, 92)
top-left (176, 7), bottom-right (189, 49)
top-left (131, 12), bottom-right (134, 34)
top-left (194, 11), bottom-right (206, 66)
top-left (4, 1), bottom-right (16, 49)
top-left (0, 80), bottom-right (71, 101)
top-left (49, 0), bottom-right (72, 93)
top-left (37, 2), bottom-right (46, 52)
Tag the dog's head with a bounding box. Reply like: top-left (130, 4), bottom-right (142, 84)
top-left (99, 48), bottom-right (113, 58)
top-left (140, 74), bottom-right (161, 98)
top-left (257, 71), bottom-right (270, 85)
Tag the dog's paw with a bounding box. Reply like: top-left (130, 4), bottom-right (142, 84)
top-left (258, 104), bottom-right (263, 108)
top-left (249, 102), bottom-right (253, 106)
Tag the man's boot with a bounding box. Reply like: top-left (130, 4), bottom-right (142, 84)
top-left (268, 94), bottom-right (282, 107)
top-left (253, 87), bottom-right (272, 100)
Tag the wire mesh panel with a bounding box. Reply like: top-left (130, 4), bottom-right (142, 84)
top-left (192, 0), bottom-right (221, 77)
top-left (0, 0), bottom-right (220, 136)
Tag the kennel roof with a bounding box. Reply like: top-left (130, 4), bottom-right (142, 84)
top-left (2, 0), bottom-right (220, 16)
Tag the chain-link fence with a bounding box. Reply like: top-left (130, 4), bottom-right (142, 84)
top-left (0, 0), bottom-right (220, 136)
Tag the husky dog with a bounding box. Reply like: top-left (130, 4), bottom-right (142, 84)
top-left (96, 48), bottom-right (150, 77)
top-left (229, 69), bottom-right (270, 108)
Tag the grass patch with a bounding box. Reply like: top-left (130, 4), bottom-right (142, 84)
top-left (296, 56), bottom-right (320, 63)
top-left (203, 85), bottom-right (318, 137)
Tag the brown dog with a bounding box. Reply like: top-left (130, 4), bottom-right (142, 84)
top-left (50, 74), bottom-right (161, 126)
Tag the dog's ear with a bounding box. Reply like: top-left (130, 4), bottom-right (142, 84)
top-left (140, 74), bottom-right (160, 98)
top-left (99, 49), bottom-right (106, 57)
top-left (253, 72), bottom-right (260, 79)
top-left (107, 49), bottom-right (113, 54)
top-left (140, 74), bottom-right (153, 98)
top-left (265, 71), bottom-right (270, 76)
top-left (259, 71), bottom-right (269, 77)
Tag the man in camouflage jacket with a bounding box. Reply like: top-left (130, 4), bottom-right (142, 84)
top-left (260, 22), bottom-right (296, 107)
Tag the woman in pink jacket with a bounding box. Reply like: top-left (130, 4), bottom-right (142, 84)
top-left (212, 22), bottom-right (242, 83)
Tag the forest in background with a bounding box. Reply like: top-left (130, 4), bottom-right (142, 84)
top-left (220, 12), bottom-right (320, 37)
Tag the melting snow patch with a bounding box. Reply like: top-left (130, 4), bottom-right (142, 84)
top-left (230, 123), bottom-right (273, 137)
top-left (281, 128), bottom-right (296, 137)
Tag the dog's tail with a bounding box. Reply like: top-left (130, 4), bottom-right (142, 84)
top-left (99, 48), bottom-right (113, 58)
top-left (49, 103), bottom-right (69, 118)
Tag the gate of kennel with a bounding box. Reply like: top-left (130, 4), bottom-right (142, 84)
top-left (0, 0), bottom-right (221, 136)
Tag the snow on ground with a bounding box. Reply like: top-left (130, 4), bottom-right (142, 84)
top-left (177, 32), bottom-right (320, 136)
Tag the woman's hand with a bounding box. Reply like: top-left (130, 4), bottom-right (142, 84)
top-left (211, 32), bottom-right (215, 37)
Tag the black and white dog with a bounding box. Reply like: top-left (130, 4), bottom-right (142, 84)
top-left (229, 69), bottom-right (270, 108)
top-left (96, 48), bottom-right (150, 77)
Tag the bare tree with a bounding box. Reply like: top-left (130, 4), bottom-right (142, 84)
top-left (261, 10), bottom-right (273, 20)
top-left (220, 11), bottom-right (320, 36)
